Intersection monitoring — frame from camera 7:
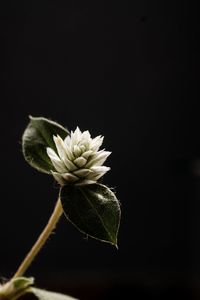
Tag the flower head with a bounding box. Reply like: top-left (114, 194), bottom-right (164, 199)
top-left (46, 127), bottom-right (111, 186)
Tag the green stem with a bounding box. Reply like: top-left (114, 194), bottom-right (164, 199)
top-left (13, 198), bottom-right (63, 278)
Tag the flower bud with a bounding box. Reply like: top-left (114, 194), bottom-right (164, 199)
top-left (47, 127), bottom-right (111, 186)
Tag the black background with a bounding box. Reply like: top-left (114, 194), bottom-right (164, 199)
top-left (0, 1), bottom-right (199, 299)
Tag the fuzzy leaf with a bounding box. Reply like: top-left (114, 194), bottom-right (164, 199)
top-left (60, 184), bottom-right (121, 246)
top-left (0, 277), bottom-right (34, 300)
top-left (12, 277), bottom-right (34, 290)
top-left (31, 288), bottom-right (78, 300)
top-left (22, 116), bottom-right (69, 174)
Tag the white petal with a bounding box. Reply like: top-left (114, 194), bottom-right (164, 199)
top-left (73, 145), bottom-right (82, 157)
top-left (47, 147), bottom-right (66, 172)
top-left (81, 141), bottom-right (90, 150)
top-left (71, 127), bottom-right (82, 144)
top-left (64, 144), bottom-right (75, 160)
top-left (47, 147), bottom-right (59, 160)
top-left (86, 151), bottom-right (111, 168)
top-left (76, 179), bottom-right (96, 186)
top-left (74, 126), bottom-right (82, 138)
top-left (80, 145), bottom-right (86, 152)
top-left (61, 172), bottom-right (79, 182)
top-left (51, 171), bottom-right (66, 186)
top-left (63, 156), bottom-right (77, 171)
top-left (73, 168), bottom-right (93, 177)
top-left (51, 159), bottom-right (67, 173)
top-left (64, 135), bottom-right (71, 147)
top-left (53, 135), bottom-right (67, 160)
top-left (90, 136), bottom-right (104, 151)
top-left (74, 156), bottom-right (87, 167)
top-left (82, 150), bottom-right (93, 159)
top-left (88, 166), bottom-right (110, 180)
top-left (90, 166), bottom-right (110, 173)
top-left (81, 130), bottom-right (91, 141)
top-left (57, 135), bottom-right (74, 160)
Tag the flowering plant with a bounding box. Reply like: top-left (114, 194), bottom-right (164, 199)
top-left (0, 117), bottom-right (121, 300)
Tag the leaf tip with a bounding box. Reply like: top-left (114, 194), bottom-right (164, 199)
top-left (114, 243), bottom-right (119, 250)
top-left (111, 239), bottom-right (118, 249)
top-left (29, 115), bottom-right (39, 121)
top-left (107, 235), bottom-right (118, 248)
top-left (29, 115), bottom-right (36, 122)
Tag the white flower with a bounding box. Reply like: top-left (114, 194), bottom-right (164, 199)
top-left (46, 127), bottom-right (111, 186)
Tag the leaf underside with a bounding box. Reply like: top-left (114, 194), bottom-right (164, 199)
top-left (22, 116), bottom-right (69, 174)
top-left (31, 288), bottom-right (78, 300)
top-left (60, 183), bottom-right (121, 246)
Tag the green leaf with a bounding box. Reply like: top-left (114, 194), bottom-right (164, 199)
top-left (0, 277), bottom-right (34, 300)
top-left (60, 184), bottom-right (121, 246)
top-left (31, 288), bottom-right (78, 300)
top-left (12, 277), bottom-right (34, 290)
top-left (22, 116), bottom-right (69, 174)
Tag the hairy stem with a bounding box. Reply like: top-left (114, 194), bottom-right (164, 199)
top-left (13, 198), bottom-right (63, 278)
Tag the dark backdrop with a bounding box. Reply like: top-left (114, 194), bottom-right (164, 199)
top-left (0, 1), bottom-right (199, 299)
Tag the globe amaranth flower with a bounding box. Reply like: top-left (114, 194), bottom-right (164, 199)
top-left (46, 127), bottom-right (111, 186)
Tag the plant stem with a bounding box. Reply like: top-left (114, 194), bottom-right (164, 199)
top-left (13, 198), bottom-right (63, 278)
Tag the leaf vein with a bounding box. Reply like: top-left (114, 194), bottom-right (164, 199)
top-left (79, 187), bottom-right (115, 243)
